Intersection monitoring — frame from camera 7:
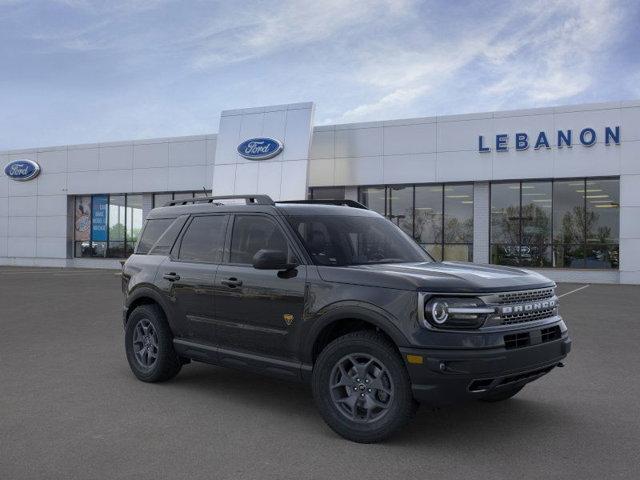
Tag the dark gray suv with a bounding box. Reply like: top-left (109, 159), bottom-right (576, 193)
top-left (121, 195), bottom-right (571, 443)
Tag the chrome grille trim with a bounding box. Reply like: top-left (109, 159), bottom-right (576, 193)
top-left (501, 306), bottom-right (557, 325)
top-left (495, 287), bottom-right (555, 304)
top-left (480, 287), bottom-right (558, 326)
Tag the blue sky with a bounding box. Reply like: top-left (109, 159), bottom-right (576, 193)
top-left (1, 0), bottom-right (639, 150)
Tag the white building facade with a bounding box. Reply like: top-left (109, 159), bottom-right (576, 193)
top-left (1, 100), bottom-right (639, 284)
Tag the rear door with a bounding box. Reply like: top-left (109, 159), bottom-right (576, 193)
top-left (213, 213), bottom-right (307, 360)
top-left (157, 214), bottom-right (229, 344)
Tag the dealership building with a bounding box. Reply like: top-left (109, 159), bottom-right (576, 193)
top-left (1, 100), bottom-right (639, 284)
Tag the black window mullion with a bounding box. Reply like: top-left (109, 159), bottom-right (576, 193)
top-left (412, 185), bottom-right (416, 241)
top-left (441, 184), bottom-right (445, 258)
top-left (89, 196), bottom-right (94, 257)
top-left (583, 178), bottom-right (588, 268)
top-left (518, 181), bottom-right (523, 266)
top-left (124, 194), bottom-right (128, 256)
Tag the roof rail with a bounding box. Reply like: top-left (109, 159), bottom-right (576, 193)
top-left (276, 199), bottom-right (368, 209)
top-left (164, 194), bottom-right (275, 207)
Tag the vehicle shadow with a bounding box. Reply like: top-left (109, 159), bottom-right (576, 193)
top-left (151, 362), bottom-right (574, 445)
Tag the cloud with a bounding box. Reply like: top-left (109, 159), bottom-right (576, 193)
top-left (481, 0), bottom-right (622, 104)
top-left (334, 0), bottom-right (626, 123)
top-left (190, 0), bottom-right (414, 70)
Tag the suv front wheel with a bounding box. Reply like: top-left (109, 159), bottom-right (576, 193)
top-left (312, 331), bottom-right (417, 443)
top-left (125, 304), bottom-right (182, 383)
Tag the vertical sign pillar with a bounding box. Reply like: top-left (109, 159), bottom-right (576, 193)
top-left (212, 102), bottom-right (315, 201)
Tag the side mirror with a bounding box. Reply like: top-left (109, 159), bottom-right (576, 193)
top-left (252, 249), bottom-right (298, 271)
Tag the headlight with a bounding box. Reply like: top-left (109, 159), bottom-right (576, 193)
top-left (422, 296), bottom-right (495, 329)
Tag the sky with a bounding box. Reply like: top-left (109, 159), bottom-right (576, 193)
top-left (1, 0), bottom-right (639, 150)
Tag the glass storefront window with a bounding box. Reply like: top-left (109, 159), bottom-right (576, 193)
top-left (74, 196), bottom-right (92, 257)
top-left (153, 191), bottom-right (211, 207)
top-left (415, 185), bottom-right (443, 260)
top-left (173, 192), bottom-right (194, 201)
top-left (585, 178), bottom-right (619, 268)
top-left (309, 187), bottom-right (346, 200)
top-left (108, 195), bottom-right (125, 258)
top-left (492, 178), bottom-right (619, 269)
top-left (444, 184), bottom-right (473, 261)
top-left (126, 194), bottom-right (143, 255)
top-left (360, 183), bottom-right (473, 262)
top-left (153, 193), bottom-right (172, 207)
top-left (520, 181), bottom-right (552, 267)
top-left (387, 186), bottom-right (413, 236)
top-left (359, 187), bottom-right (386, 216)
top-left (73, 193), bottom-right (148, 259)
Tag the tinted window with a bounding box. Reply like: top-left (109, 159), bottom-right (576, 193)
top-left (178, 215), bottom-right (227, 263)
top-left (149, 216), bottom-right (188, 255)
top-left (288, 215), bottom-right (430, 266)
top-left (230, 216), bottom-right (289, 264)
top-left (136, 218), bottom-right (174, 254)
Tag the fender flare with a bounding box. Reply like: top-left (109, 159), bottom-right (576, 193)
top-left (124, 284), bottom-right (172, 326)
top-left (301, 301), bottom-right (410, 364)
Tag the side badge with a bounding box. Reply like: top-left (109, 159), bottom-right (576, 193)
top-left (283, 314), bottom-right (294, 326)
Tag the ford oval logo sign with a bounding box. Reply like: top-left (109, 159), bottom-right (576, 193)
top-left (237, 137), bottom-right (283, 160)
top-left (4, 159), bottom-right (41, 181)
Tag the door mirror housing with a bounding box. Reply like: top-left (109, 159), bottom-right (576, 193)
top-left (252, 249), bottom-right (297, 270)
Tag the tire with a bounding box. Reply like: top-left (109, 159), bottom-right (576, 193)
top-left (312, 331), bottom-right (418, 443)
top-left (125, 304), bottom-right (182, 383)
top-left (479, 385), bottom-right (524, 403)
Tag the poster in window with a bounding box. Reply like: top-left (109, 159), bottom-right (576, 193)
top-left (91, 194), bottom-right (108, 242)
top-left (74, 196), bottom-right (91, 241)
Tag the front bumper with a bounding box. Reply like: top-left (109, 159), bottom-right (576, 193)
top-left (400, 330), bottom-right (571, 406)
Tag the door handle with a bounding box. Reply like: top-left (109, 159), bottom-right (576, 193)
top-left (163, 272), bottom-right (181, 281)
top-left (221, 277), bottom-right (243, 288)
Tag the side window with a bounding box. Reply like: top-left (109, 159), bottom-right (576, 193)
top-left (178, 215), bottom-right (227, 263)
top-left (136, 218), bottom-right (173, 254)
top-left (229, 215), bottom-right (289, 264)
top-left (149, 215), bottom-right (188, 255)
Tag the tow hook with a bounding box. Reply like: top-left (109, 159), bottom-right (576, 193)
top-left (557, 362), bottom-right (565, 368)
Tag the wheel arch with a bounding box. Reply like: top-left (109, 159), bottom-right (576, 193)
top-left (124, 286), bottom-right (170, 328)
top-left (303, 303), bottom-right (409, 366)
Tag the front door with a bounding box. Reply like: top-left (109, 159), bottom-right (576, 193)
top-left (214, 214), bottom-right (307, 360)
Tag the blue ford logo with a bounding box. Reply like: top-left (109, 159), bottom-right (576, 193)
top-left (4, 159), bottom-right (41, 181)
top-left (237, 137), bottom-right (283, 160)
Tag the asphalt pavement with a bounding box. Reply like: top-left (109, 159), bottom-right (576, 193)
top-left (0, 267), bottom-right (638, 479)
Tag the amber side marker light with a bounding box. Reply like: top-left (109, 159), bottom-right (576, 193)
top-left (406, 354), bottom-right (424, 365)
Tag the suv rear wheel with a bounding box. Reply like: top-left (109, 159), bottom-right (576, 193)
top-left (312, 331), bottom-right (417, 443)
top-left (125, 304), bottom-right (182, 382)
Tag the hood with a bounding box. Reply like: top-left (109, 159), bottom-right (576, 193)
top-left (317, 261), bottom-right (554, 293)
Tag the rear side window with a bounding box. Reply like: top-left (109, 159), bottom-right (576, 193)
top-left (136, 218), bottom-right (174, 254)
top-left (149, 215), bottom-right (188, 255)
top-left (229, 215), bottom-right (289, 264)
top-left (178, 215), bottom-right (227, 263)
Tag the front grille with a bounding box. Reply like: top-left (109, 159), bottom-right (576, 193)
top-left (496, 287), bottom-right (554, 304)
top-left (496, 287), bottom-right (557, 325)
top-left (502, 306), bottom-right (557, 325)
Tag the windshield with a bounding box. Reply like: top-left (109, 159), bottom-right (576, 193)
top-left (287, 215), bottom-right (432, 266)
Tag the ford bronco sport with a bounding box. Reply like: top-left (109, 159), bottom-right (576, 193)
top-left (121, 195), bottom-right (571, 443)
